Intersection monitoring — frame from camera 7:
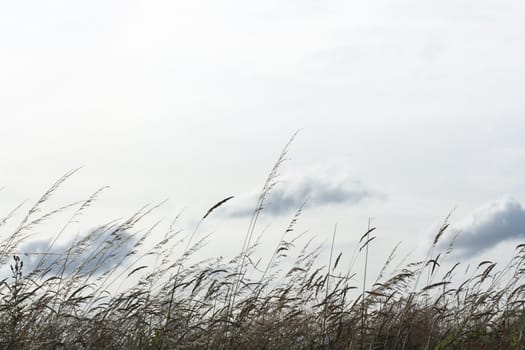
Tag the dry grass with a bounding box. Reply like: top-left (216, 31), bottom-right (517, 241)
top-left (1, 150), bottom-right (525, 349)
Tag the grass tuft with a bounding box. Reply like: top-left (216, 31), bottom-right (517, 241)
top-left (1, 159), bottom-right (524, 349)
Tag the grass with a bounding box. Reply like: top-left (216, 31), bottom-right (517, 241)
top-left (1, 145), bottom-right (525, 349)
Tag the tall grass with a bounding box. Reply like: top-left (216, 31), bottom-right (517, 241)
top-left (1, 154), bottom-right (525, 349)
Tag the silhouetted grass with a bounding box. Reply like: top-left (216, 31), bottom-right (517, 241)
top-left (1, 147), bottom-right (524, 349)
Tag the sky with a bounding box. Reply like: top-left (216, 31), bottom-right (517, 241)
top-left (1, 1), bottom-right (525, 284)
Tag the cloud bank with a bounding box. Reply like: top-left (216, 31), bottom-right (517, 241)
top-left (438, 197), bottom-right (525, 258)
top-left (225, 173), bottom-right (379, 218)
top-left (18, 226), bottom-right (136, 276)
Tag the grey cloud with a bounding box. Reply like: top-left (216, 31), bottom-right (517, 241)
top-left (227, 175), bottom-right (379, 218)
top-left (439, 197), bottom-right (525, 258)
top-left (18, 226), bottom-right (135, 276)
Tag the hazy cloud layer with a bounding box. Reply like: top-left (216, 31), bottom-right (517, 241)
top-left (439, 197), bottom-right (525, 258)
top-left (225, 174), bottom-right (379, 218)
top-left (19, 226), bottom-right (135, 276)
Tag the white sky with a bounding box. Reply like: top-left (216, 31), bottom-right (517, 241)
top-left (2, 1), bottom-right (525, 282)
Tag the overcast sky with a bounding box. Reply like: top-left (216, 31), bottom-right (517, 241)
top-left (2, 1), bottom-right (525, 281)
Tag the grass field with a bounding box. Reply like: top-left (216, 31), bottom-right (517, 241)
top-left (1, 158), bottom-right (524, 349)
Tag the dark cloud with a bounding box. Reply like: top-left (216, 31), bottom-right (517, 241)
top-left (18, 226), bottom-right (136, 276)
top-left (227, 175), bottom-right (379, 218)
top-left (439, 197), bottom-right (525, 258)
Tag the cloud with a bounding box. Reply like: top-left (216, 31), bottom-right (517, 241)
top-left (18, 226), bottom-right (136, 276)
top-left (225, 172), bottom-right (380, 218)
top-left (438, 197), bottom-right (525, 258)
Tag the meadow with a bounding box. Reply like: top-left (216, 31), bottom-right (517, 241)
top-left (1, 143), bottom-right (524, 350)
